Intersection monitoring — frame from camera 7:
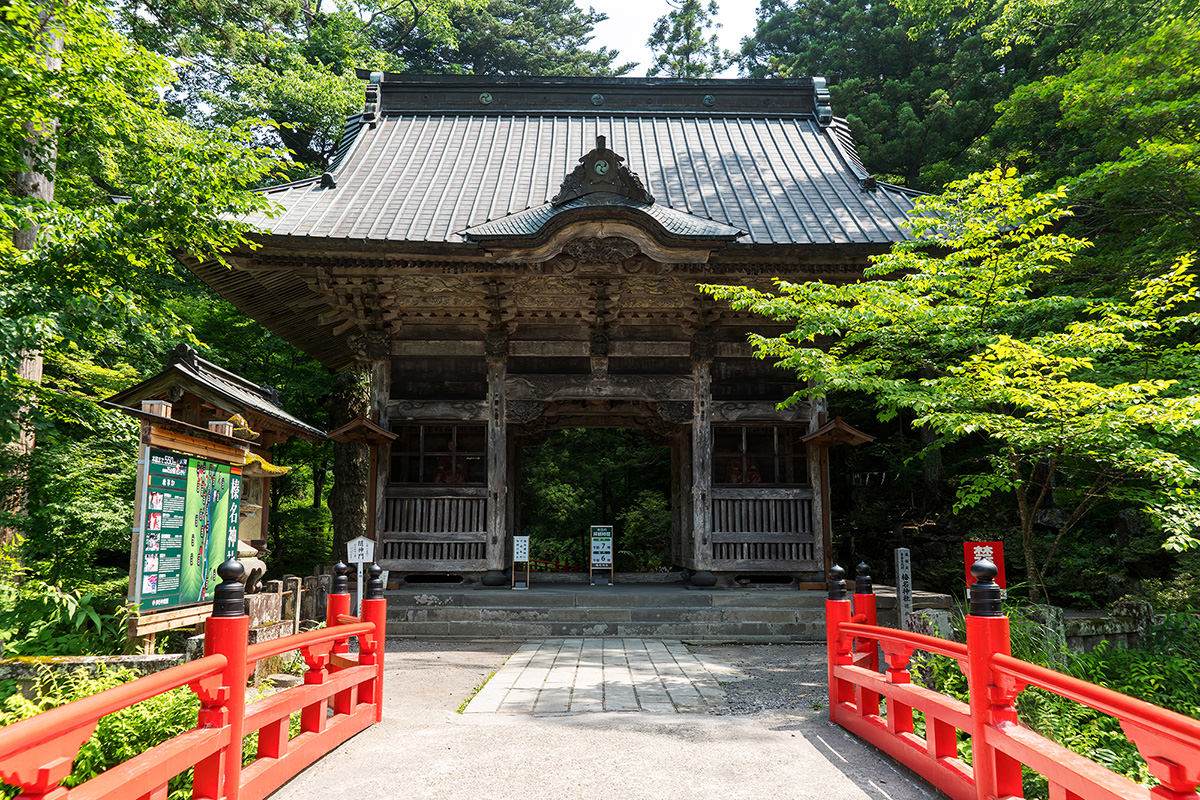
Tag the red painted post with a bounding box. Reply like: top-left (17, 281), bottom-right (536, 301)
top-left (360, 563), bottom-right (388, 722)
top-left (852, 562), bottom-right (879, 668)
top-left (965, 559), bottom-right (1023, 800)
top-left (325, 561), bottom-right (353, 718)
top-left (852, 562), bottom-right (881, 719)
top-left (194, 560), bottom-right (249, 800)
top-left (327, 562), bottom-right (352, 657)
top-left (825, 565), bottom-right (854, 721)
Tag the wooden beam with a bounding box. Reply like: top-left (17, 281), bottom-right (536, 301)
top-left (607, 341), bottom-right (691, 358)
top-left (505, 373), bottom-right (695, 401)
top-left (507, 340), bottom-right (589, 357)
top-left (387, 400), bottom-right (488, 421)
top-left (392, 339), bottom-right (485, 356)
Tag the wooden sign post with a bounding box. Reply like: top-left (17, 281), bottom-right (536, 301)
top-left (346, 535), bottom-right (375, 615)
top-left (894, 547), bottom-right (914, 630)
top-left (512, 536), bottom-right (530, 590)
top-left (590, 525), bottom-right (613, 586)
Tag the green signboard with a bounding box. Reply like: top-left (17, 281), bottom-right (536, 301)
top-left (135, 447), bottom-right (242, 611)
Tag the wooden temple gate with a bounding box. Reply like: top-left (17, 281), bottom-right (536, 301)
top-left (196, 74), bottom-right (916, 586)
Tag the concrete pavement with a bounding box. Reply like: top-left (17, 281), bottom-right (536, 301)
top-left (267, 641), bottom-right (940, 800)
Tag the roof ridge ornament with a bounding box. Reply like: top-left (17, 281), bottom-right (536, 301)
top-left (551, 135), bottom-right (654, 207)
top-left (813, 76), bottom-right (832, 127)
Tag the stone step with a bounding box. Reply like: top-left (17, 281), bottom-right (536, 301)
top-left (387, 606), bottom-right (816, 624)
top-left (384, 589), bottom-right (825, 610)
top-left (386, 618), bottom-right (823, 641)
top-left (383, 587), bottom-right (828, 641)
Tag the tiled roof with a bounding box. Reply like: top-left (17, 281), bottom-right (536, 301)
top-left (245, 76), bottom-right (919, 247)
top-left (108, 346), bottom-right (324, 441)
top-left (461, 192), bottom-right (744, 240)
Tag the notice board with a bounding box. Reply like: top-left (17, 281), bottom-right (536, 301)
top-left (134, 446), bottom-right (242, 611)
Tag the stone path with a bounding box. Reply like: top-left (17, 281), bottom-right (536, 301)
top-left (462, 638), bottom-right (737, 714)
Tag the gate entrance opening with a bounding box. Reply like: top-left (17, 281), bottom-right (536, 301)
top-left (518, 428), bottom-right (671, 574)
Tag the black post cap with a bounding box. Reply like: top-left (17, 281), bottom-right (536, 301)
top-left (332, 561), bottom-right (350, 595)
top-left (366, 563), bottom-right (384, 599)
top-left (855, 561), bottom-right (872, 595)
top-left (827, 564), bottom-right (847, 600)
top-left (969, 559), bottom-right (1003, 617)
top-left (212, 559), bottom-right (246, 617)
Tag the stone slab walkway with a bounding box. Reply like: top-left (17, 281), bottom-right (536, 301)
top-left (463, 638), bottom-right (737, 714)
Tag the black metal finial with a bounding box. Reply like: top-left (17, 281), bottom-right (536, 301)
top-left (827, 564), bottom-right (847, 600)
top-left (969, 559), bottom-right (1003, 617)
top-left (855, 561), bottom-right (872, 595)
top-left (366, 564), bottom-right (384, 599)
top-left (212, 559), bottom-right (245, 617)
top-left (332, 561), bottom-right (350, 595)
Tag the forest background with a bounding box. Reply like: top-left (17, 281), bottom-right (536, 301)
top-left (2, 0), bottom-right (1199, 654)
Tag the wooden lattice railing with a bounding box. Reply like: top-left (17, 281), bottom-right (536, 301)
top-left (0, 561), bottom-right (386, 800)
top-left (825, 561), bottom-right (1200, 800)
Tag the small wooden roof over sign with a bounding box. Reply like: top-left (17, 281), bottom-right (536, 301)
top-left (327, 415), bottom-right (397, 446)
top-left (801, 417), bottom-right (875, 447)
top-left (107, 344), bottom-right (324, 444)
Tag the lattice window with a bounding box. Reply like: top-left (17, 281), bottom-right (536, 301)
top-left (389, 424), bottom-right (485, 485)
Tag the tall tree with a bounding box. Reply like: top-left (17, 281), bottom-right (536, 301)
top-left (702, 169), bottom-right (1200, 600)
top-left (646, 0), bottom-right (732, 78)
top-left (388, 0), bottom-right (634, 76)
top-left (116, 0), bottom-right (475, 172)
top-left (739, 0), bottom-right (1023, 189)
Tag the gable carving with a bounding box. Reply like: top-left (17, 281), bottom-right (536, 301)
top-left (552, 135), bottom-right (654, 207)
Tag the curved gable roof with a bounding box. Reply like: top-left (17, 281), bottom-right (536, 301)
top-left (244, 75), bottom-right (918, 248)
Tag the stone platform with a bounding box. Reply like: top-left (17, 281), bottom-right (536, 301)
top-left (462, 639), bottom-right (738, 714)
top-left (386, 584), bottom-right (826, 641)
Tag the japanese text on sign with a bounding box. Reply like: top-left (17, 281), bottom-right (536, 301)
top-left (590, 525), bottom-right (613, 567)
top-left (513, 536), bottom-right (530, 563)
top-left (963, 541), bottom-right (1006, 588)
top-left (346, 536), bottom-right (375, 564)
top-left (135, 447), bottom-right (242, 611)
top-left (895, 547), bottom-right (914, 630)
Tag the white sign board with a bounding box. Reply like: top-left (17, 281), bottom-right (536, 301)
top-left (590, 525), bottom-right (613, 567)
top-left (895, 547), bottom-right (914, 630)
top-left (346, 536), bottom-right (375, 564)
top-left (513, 536), bottom-right (530, 562)
top-left (346, 536), bottom-right (375, 617)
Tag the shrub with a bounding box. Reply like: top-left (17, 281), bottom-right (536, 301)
top-left (0, 578), bottom-right (129, 658)
top-left (269, 505), bottom-right (332, 578)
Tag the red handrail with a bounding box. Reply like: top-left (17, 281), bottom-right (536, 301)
top-left (824, 566), bottom-right (1200, 800)
top-left (840, 621), bottom-right (968, 661)
top-left (0, 573), bottom-right (388, 800)
top-left (245, 621), bottom-right (374, 667)
top-left (0, 654), bottom-right (226, 763)
top-left (991, 652), bottom-right (1200, 745)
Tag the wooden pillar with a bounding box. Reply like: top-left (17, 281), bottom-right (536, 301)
top-left (371, 359), bottom-right (390, 548)
top-left (669, 434), bottom-right (682, 565)
top-left (808, 391), bottom-right (830, 576)
top-left (690, 360), bottom-right (715, 583)
top-left (483, 355), bottom-right (508, 582)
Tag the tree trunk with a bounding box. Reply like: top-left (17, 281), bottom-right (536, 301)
top-left (326, 368), bottom-right (371, 560)
top-left (311, 461), bottom-right (326, 509)
top-left (3, 21), bottom-right (61, 554)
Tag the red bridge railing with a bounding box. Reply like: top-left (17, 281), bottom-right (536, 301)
top-left (825, 560), bottom-right (1200, 800)
top-left (0, 559), bottom-right (387, 800)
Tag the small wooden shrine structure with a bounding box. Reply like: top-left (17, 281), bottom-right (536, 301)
top-left (107, 344), bottom-right (325, 545)
top-left (191, 75), bottom-right (916, 586)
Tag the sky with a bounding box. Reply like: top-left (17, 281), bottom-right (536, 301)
top-left (589, 0), bottom-right (762, 77)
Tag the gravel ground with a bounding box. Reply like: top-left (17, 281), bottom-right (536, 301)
top-left (691, 642), bottom-right (831, 716)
